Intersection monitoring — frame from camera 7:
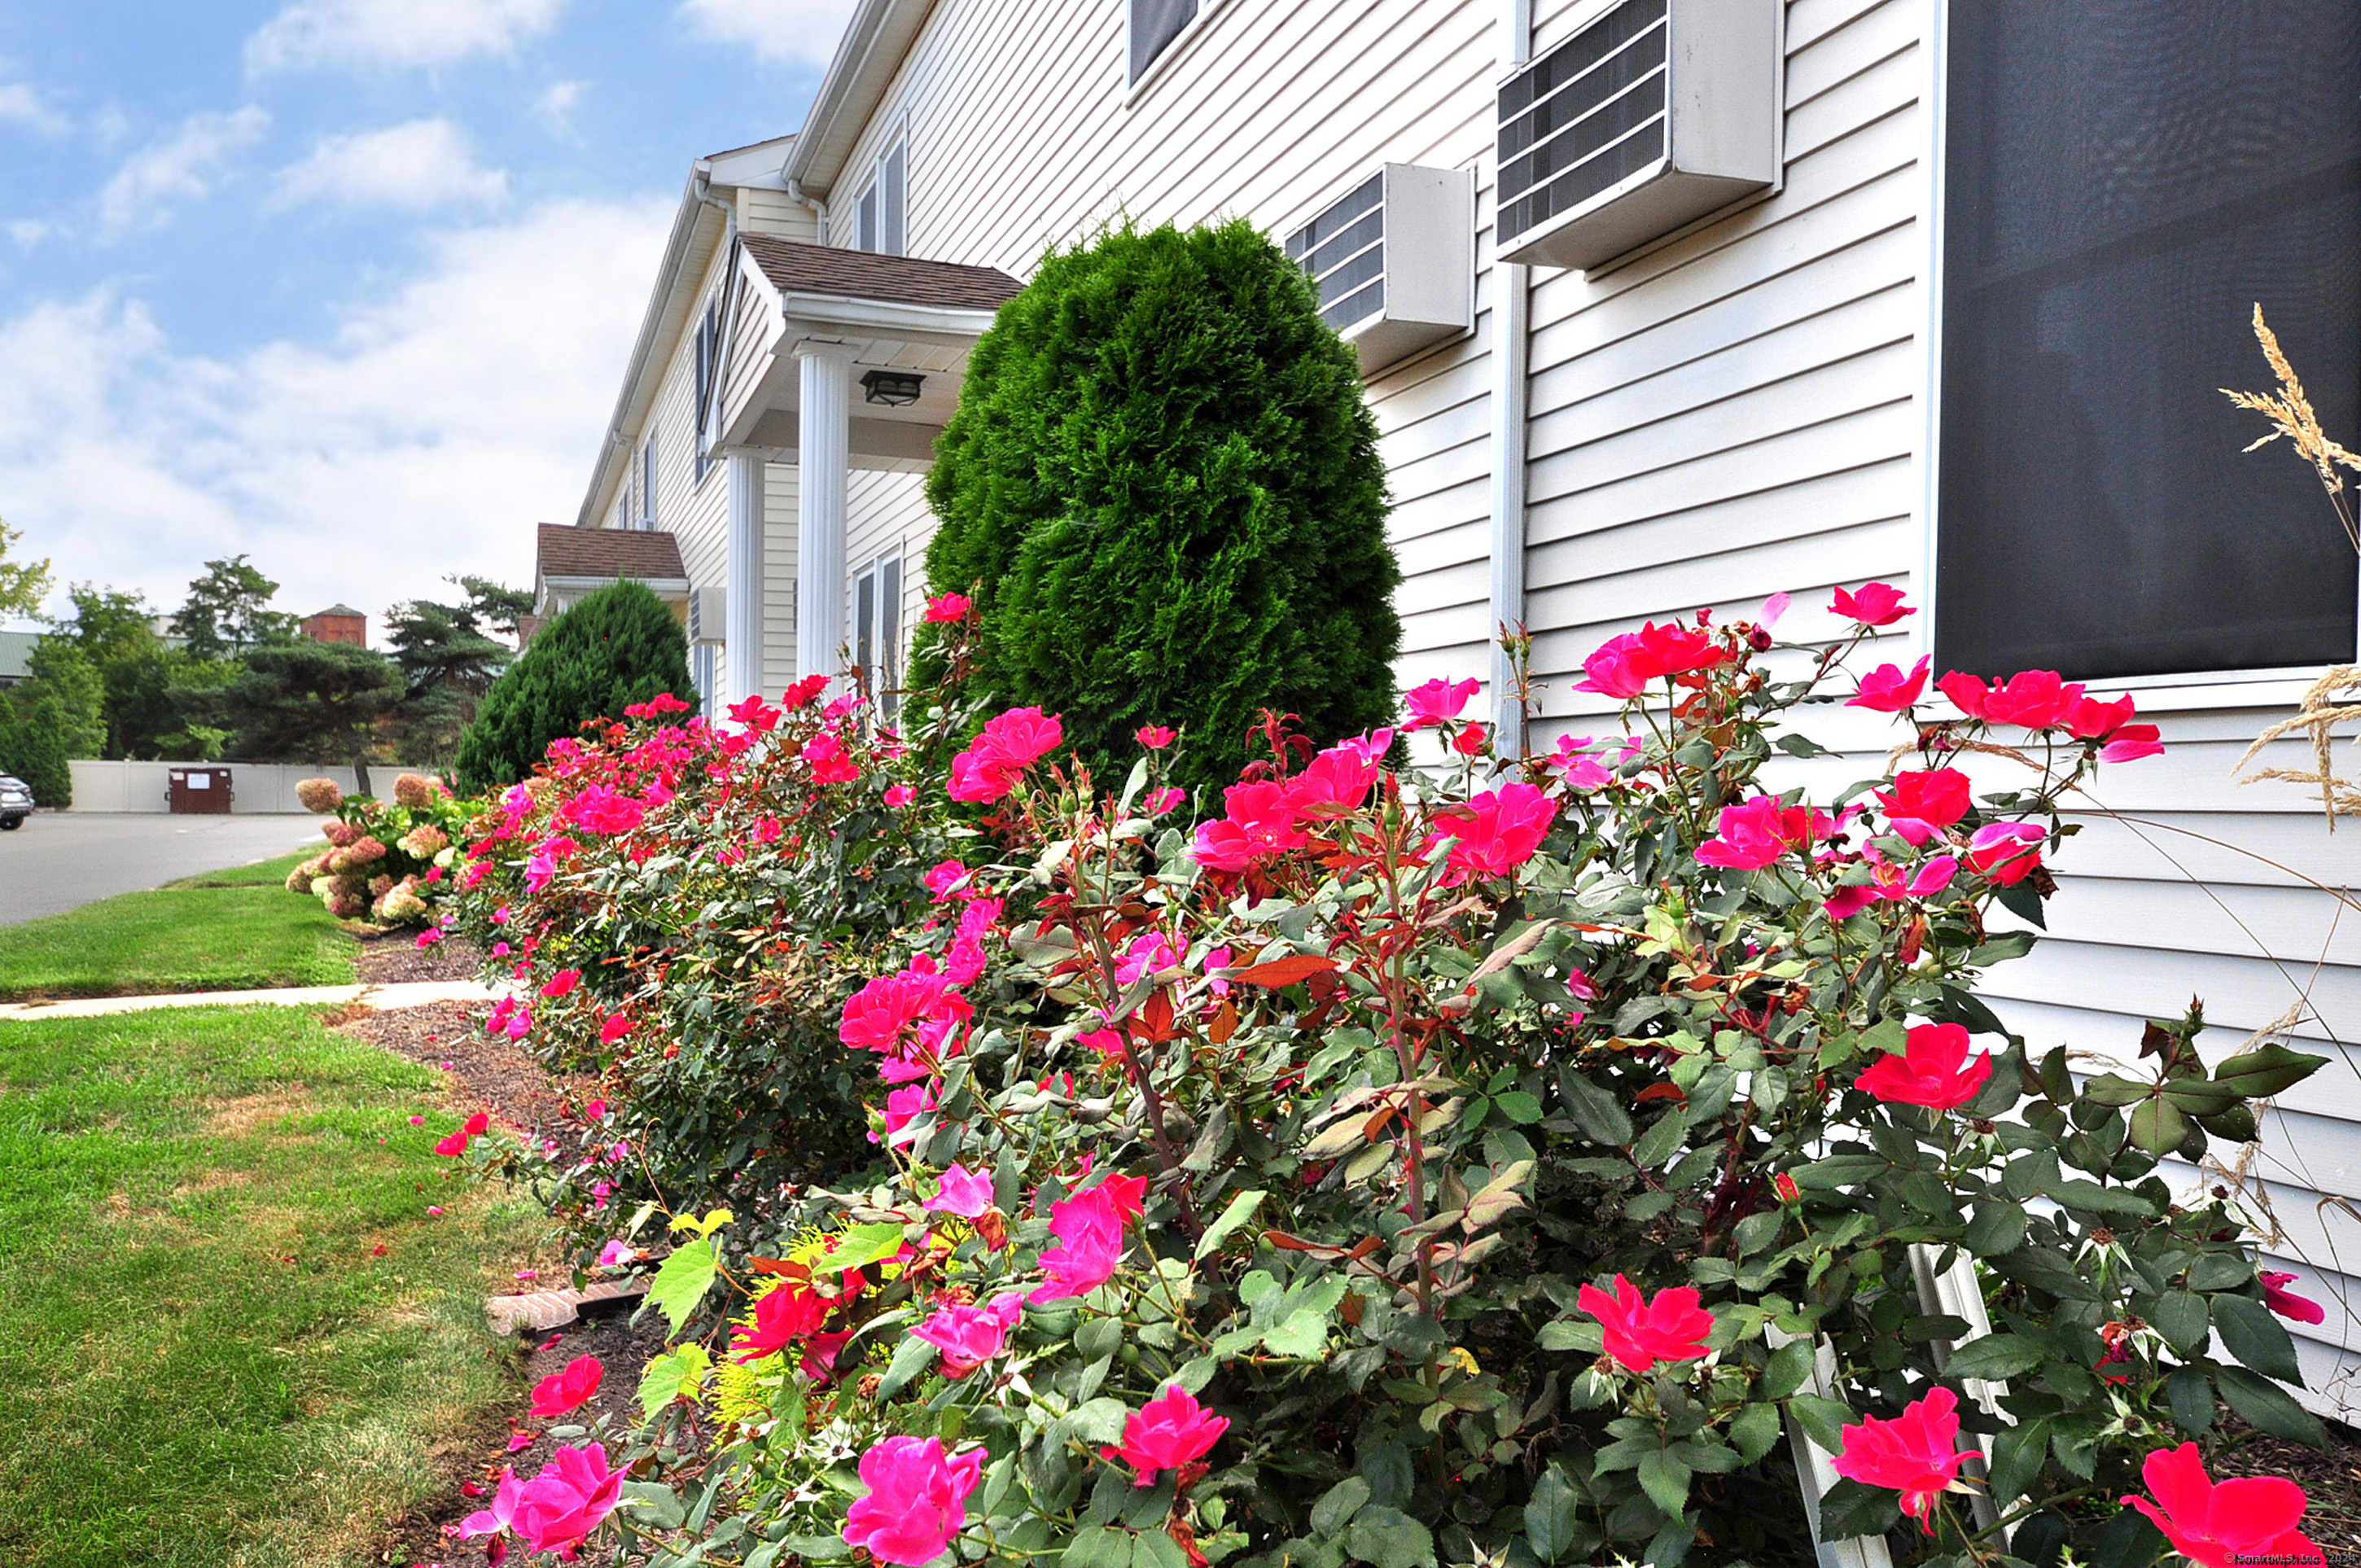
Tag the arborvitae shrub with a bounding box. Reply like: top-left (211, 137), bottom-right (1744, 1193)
top-left (915, 219), bottom-right (1403, 795)
top-left (455, 581), bottom-right (696, 793)
top-left (15, 696), bottom-right (71, 806)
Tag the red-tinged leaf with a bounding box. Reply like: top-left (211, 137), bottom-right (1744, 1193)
top-left (1232, 955), bottom-right (1340, 988)
top-left (1361, 1105), bottom-right (1399, 1141)
top-left (1348, 1235), bottom-right (1386, 1260)
top-left (748, 1255), bottom-right (811, 1278)
top-left (1264, 1229), bottom-right (1346, 1256)
top-left (1635, 1082), bottom-right (1687, 1105)
top-left (1136, 988), bottom-right (1180, 1042)
top-left (1208, 1000), bottom-right (1238, 1045)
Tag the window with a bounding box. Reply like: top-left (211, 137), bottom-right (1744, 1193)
top-left (853, 554), bottom-right (903, 720)
top-left (693, 296), bottom-right (721, 484)
top-left (1934, 0), bottom-right (2361, 680)
top-left (1128, 0), bottom-right (1196, 85)
top-left (639, 435), bottom-right (658, 530)
top-left (852, 133), bottom-right (907, 255)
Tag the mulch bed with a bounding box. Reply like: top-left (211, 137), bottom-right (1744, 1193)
top-left (2211, 1415), bottom-right (2361, 1552)
top-left (354, 927), bottom-right (493, 987)
top-left (330, 969), bottom-right (664, 1568)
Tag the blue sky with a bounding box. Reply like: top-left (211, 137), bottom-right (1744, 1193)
top-left (0, 0), bottom-right (847, 633)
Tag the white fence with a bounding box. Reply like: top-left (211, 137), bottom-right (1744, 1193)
top-left (65, 760), bottom-right (378, 815)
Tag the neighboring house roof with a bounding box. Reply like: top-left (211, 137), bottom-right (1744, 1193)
top-left (537, 523), bottom-right (689, 582)
top-left (308, 604), bottom-right (365, 619)
top-left (784, 0), bottom-right (940, 197)
top-left (0, 629), bottom-right (37, 683)
top-left (739, 234), bottom-right (1023, 309)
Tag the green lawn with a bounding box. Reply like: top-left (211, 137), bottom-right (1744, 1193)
top-left (0, 1005), bottom-right (541, 1567)
top-left (0, 868), bottom-right (356, 1001)
top-left (166, 848), bottom-right (326, 891)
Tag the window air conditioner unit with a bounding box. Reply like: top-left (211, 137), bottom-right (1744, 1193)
top-left (688, 586), bottom-right (726, 646)
top-left (1496, 0), bottom-right (1779, 272)
top-left (1286, 164), bottom-right (1474, 374)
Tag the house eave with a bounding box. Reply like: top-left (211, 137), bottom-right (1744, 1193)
top-left (782, 0), bottom-right (939, 198)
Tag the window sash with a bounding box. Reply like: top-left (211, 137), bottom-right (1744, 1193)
top-left (1129, 0), bottom-right (1198, 84)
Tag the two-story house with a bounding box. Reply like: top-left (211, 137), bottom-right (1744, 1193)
top-left (550, 0), bottom-right (2361, 1409)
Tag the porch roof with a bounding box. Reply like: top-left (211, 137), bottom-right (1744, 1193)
top-left (739, 234), bottom-right (1022, 310)
top-left (536, 523), bottom-right (687, 583)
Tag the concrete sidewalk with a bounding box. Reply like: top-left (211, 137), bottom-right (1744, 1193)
top-left (0, 979), bottom-right (502, 1022)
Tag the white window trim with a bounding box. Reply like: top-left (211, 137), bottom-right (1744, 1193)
top-left (1913, 0), bottom-right (2354, 712)
top-left (1122, 0), bottom-right (1232, 107)
top-left (848, 117), bottom-right (909, 256)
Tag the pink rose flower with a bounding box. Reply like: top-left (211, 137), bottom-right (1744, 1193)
top-left (1110, 1384), bottom-right (1229, 1484)
top-left (1404, 676), bottom-right (1479, 729)
top-left (539, 969), bottom-right (582, 1000)
top-left (1576, 1273), bottom-right (1715, 1373)
top-left (923, 592), bottom-right (972, 623)
top-left (1429, 782), bottom-right (1556, 883)
top-left (842, 1436), bottom-right (984, 1566)
top-left (1832, 1386), bottom-right (1964, 1533)
top-left (924, 1164), bottom-right (997, 1219)
top-left (2123, 1442), bottom-right (2322, 1568)
top-left (529, 1355), bottom-right (603, 1417)
top-left (1874, 769), bottom-right (1971, 846)
top-left (1135, 724), bottom-right (1176, 748)
top-left (2261, 1271), bottom-right (2328, 1325)
top-left (1829, 581), bottom-right (1915, 626)
top-left (1849, 655), bottom-right (1932, 712)
top-left (1855, 1022), bottom-right (1991, 1111)
top-left (911, 1290), bottom-right (1024, 1377)
top-left (883, 783), bottom-right (916, 807)
top-left (732, 1285), bottom-right (829, 1364)
top-left (1031, 1184), bottom-right (1128, 1302)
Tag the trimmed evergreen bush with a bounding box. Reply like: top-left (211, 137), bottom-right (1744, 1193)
top-left (916, 218), bottom-right (1402, 795)
top-left (14, 696), bottom-right (71, 806)
top-left (455, 581), bottom-right (696, 793)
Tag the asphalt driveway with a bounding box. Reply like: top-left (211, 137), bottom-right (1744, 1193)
top-left (0, 812), bottom-right (324, 926)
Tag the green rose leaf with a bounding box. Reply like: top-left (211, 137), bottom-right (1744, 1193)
top-left (2216, 1367), bottom-right (2327, 1448)
top-left (1312, 1475), bottom-right (1372, 1537)
top-left (2153, 1290), bottom-right (2210, 1356)
top-left (2213, 1043), bottom-right (2328, 1098)
top-left (2213, 1293), bottom-right (2304, 1385)
top-left (1343, 1506), bottom-right (1436, 1568)
top-left (1943, 1332), bottom-right (2049, 1382)
top-left (1637, 1448), bottom-right (1691, 1520)
top-left (1194, 1188), bottom-right (1268, 1260)
top-left (1526, 1465), bottom-right (1581, 1562)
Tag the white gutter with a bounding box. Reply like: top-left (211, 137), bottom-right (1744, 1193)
top-left (1487, 0), bottom-right (1535, 746)
top-left (574, 174), bottom-right (726, 529)
top-left (786, 178), bottom-right (830, 245)
top-left (782, 0), bottom-right (940, 198)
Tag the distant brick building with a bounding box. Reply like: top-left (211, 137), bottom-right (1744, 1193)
top-left (301, 604), bottom-right (366, 646)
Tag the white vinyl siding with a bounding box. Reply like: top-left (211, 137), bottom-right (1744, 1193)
top-left (791, 0), bottom-right (2361, 1413)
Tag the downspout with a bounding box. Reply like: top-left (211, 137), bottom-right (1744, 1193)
top-left (1487, 0), bottom-right (1535, 748)
top-left (786, 178), bottom-right (830, 246)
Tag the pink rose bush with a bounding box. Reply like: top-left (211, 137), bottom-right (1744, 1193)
top-left (449, 591), bottom-right (2326, 1566)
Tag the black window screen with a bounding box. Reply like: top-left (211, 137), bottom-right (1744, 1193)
top-left (1935, 1), bottom-right (2361, 679)
top-left (1129, 0), bottom-right (1196, 84)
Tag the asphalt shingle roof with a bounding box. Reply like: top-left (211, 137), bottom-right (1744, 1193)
top-left (740, 234), bottom-right (1023, 312)
top-left (537, 523), bottom-right (688, 580)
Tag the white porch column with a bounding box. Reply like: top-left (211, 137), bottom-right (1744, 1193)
top-left (725, 452), bottom-right (764, 707)
top-left (795, 343), bottom-right (854, 685)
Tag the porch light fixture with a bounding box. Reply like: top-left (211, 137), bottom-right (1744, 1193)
top-left (861, 369), bottom-right (925, 407)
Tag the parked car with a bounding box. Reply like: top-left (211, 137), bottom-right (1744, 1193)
top-left (0, 773), bottom-right (28, 830)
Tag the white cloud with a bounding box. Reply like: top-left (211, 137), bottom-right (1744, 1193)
top-left (534, 79), bottom-right (588, 134)
top-left (98, 107), bottom-right (270, 240)
top-left (0, 81), bottom-right (68, 137)
top-left (0, 195), bottom-right (672, 626)
top-left (247, 0), bottom-right (567, 73)
top-left (6, 219), bottom-right (59, 249)
top-left (274, 119), bottom-right (509, 212)
top-left (677, 0), bottom-right (855, 68)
